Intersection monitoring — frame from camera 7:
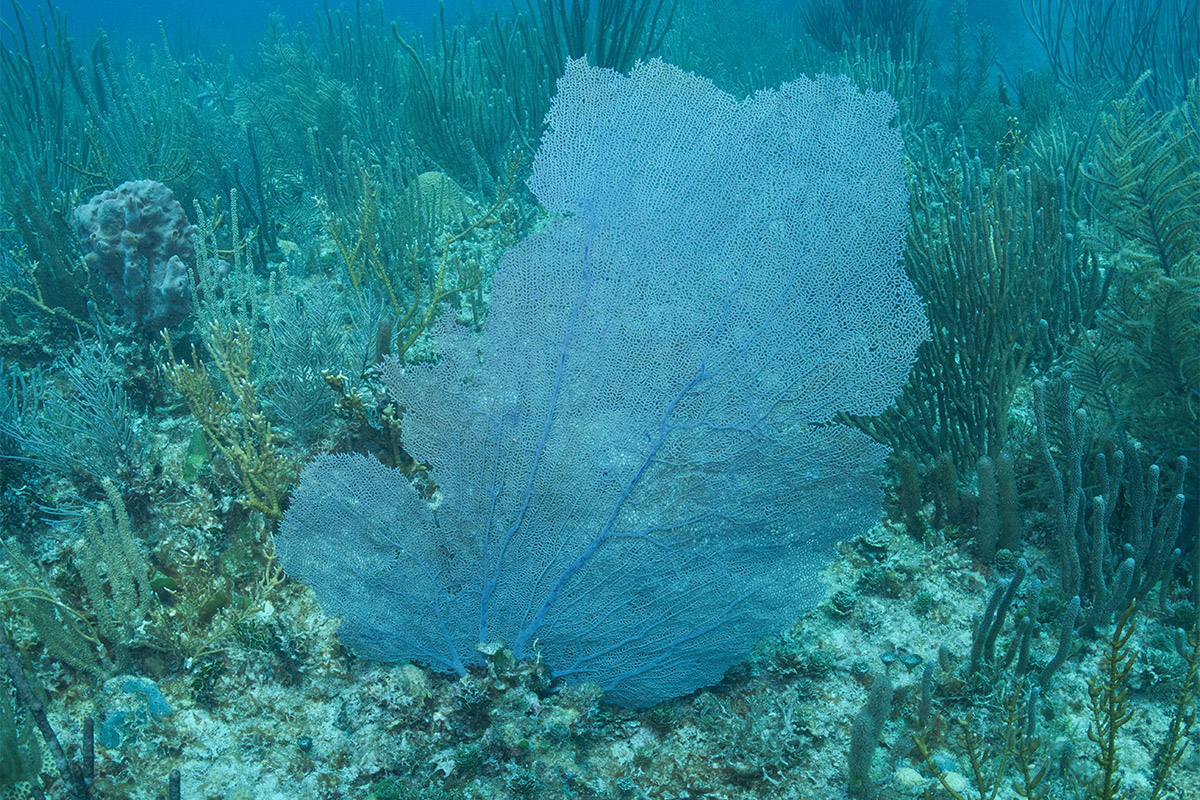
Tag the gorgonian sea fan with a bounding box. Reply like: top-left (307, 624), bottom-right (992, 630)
top-left (278, 59), bottom-right (927, 708)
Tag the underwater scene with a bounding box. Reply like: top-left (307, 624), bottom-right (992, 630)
top-left (0, 0), bottom-right (1198, 798)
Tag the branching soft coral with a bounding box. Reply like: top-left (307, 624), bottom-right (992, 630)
top-left (1078, 73), bottom-right (1199, 475)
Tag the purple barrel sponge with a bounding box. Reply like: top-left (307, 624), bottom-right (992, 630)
top-left (74, 180), bottom-right (197, 330)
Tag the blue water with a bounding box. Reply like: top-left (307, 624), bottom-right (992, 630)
top-left (3, 1), bottom-right (511, 55)
top-left (4, 0), bottom-right (1048, 78)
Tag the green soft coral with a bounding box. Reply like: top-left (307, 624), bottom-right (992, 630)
top-left (1078, 72), bottom-right (1199, 468)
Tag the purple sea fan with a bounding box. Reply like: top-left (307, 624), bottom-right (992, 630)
top-left (277, 59), bottom-right (928, 708)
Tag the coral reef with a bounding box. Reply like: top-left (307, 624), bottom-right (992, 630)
top-left (0, 1), bottom-right (1197, 798)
